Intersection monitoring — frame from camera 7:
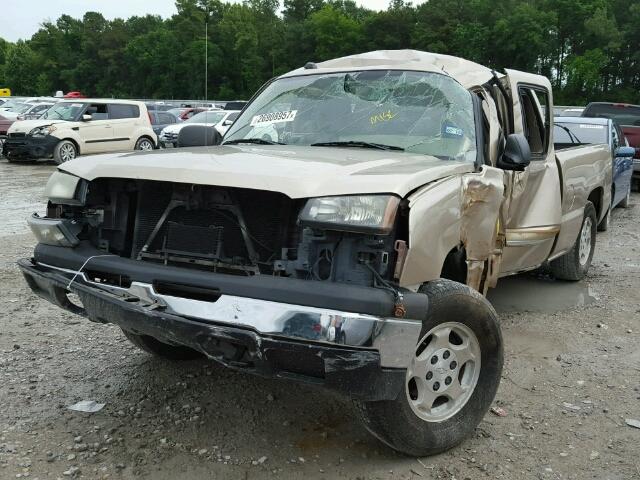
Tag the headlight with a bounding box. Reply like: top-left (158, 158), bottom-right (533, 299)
top-left (29, 125), bottom-right (56, 136)
top-left (28, 214), bottom-right (81, 247)
top-left (299, 195), bottom-right (400, 234)
top-left (44, 171), bottom-right (88, 205)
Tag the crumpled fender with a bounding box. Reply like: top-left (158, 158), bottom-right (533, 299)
top-left (400, 166), bottom-right (505, 293)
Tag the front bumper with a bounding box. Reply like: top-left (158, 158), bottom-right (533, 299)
top-left (3, 134), bottom-right (58, 160)
top-left (18, 245), bottom-right (427, 400)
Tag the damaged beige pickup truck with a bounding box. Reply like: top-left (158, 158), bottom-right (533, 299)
top-left (19, 51), bottom-right (610, 456)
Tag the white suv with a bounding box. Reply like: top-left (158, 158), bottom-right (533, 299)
top-left (3, 99), bottom-right (157, 164)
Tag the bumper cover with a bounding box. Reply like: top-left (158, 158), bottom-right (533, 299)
top-left (19, 245), bottom-right (427, 400)
top-left (3, 134), bottom-right (58, 160)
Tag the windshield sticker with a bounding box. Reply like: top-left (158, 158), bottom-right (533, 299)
top-left (442, 122), bottom-right (464, 138)
top-left (370, 110), bottom-right (397, 125)
top-left (578, 124), bottom-right (605, 129)
top-left (250, 110), bottom-right (297, 126)
top-left (71, 103), bottom-right (83, 108)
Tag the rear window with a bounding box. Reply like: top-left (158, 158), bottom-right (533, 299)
top-left (109, 104), bottom-right (140, 119)
top-left (554, 122), bottom-right (607, 145)
top-left (582, 104), bottom-right (640, 126)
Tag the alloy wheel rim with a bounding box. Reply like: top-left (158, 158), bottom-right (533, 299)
top-left (406, 321), bottom-right (481, 422)
top-left (138, 140), bottom-right (153, 151)
top-left (578, 216), bottom-right (592, 265)
top-left (60, 143), bottom-right (75, 162)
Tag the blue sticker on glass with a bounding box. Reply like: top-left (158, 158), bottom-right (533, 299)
top-left (442, 122), bottom-right (463, 138)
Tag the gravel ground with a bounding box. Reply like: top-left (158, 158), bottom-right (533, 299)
top-left (0, 159), bottom-right (639, 480)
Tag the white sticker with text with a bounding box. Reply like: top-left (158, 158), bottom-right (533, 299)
top-left (250, 110), bottom-right (297, 126)
top-left (578, 124), bottom-right (605, 129)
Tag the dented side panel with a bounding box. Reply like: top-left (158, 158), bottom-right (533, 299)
top-left (399, 166), bottom-right (504, 291)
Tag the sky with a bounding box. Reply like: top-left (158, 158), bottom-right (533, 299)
top-left (0, 0), bottom-right (405, 42)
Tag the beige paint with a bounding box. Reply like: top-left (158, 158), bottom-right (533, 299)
top-left (399, 166), bottom-right (504, 291)
top-left (59, 145), bottom-right (475, 199)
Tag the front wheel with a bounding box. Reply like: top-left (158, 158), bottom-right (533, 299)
top-left (53, 140), bottom-right (77, 164)
top-left (550, 201), bottom-right (596, 281)
top-left (354, 279), bottom-right (503, 456)
top-left (134, 137), bottom-right (154, 151)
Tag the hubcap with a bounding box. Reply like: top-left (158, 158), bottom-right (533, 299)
top-left (578, 216), bottom-right (593, 266)
top-left (60, 143), bottom-right (75, 162)
top-left (138, 139), bottom-right (153, 151)
top-left (406, 322), bottom-right (481, 422)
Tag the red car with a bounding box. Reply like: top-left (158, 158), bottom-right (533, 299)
top-left (63, 91), bottom-right (86, 99)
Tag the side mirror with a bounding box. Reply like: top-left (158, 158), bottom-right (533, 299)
top-left (82, 114), bottom-right (92, 122)
top-left (497, 133), bottom-right (531, 171)
top-left (616, 146), bottom-right (635, 158)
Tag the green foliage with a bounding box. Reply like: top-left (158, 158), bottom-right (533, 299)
top-left (0, 0), bottom-right (638, 104)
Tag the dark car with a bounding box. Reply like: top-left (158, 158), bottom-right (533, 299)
top-left (0, 114), bottom-right (14, 157)
top-left (149, 111), bottom-right (179, 139)
top-left (582, 102), bottom-right (640, 189)
top-left (555, 116), bottom-right (635, 230)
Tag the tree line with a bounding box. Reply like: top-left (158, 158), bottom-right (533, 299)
top-left (0, 0), bottom-right (638, 105)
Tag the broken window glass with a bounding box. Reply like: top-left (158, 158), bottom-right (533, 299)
top-left (224, 70), bottom-right (477, 162)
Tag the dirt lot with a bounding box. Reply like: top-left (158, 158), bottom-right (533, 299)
top-left (0, 159), bottom-right (639, 480)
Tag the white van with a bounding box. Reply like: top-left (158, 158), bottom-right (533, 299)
top-left (3, 99), bottom-right (157, 163)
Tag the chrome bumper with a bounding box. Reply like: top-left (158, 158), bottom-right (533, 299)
top-left (23, 260), bottom-right (422, 369)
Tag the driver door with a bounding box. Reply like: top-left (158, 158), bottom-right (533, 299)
top-left (499, 69), bottom-right (562, 274)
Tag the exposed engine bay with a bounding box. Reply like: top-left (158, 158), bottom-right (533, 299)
top-left (49, 179), bottom-right (409, 289)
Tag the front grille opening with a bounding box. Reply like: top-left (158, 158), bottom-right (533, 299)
top-left (84, 270), bottom-right (132, 288)
top-left (127, 181), bottom-right (302, 275)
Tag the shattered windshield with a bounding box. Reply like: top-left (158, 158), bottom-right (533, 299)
top-left (224, 70), bottom-right (477, 161)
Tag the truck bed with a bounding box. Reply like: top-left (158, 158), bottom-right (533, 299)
top-left (552, 143), bottom-right (611, 256)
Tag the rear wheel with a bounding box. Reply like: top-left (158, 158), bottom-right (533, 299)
top-left (550, 201), bottom-right (596, 281)
top-left (53, 140), bottom-right (77, 164)
top-left (134, 137), bottom-right (154, 151)
top-left (354, 279), bottom-right (503, 456)
top-left (121, 329), bottom-right (202, 360)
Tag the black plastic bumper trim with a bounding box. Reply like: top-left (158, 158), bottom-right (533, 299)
top-left (33, 242), bottom-right (428, 320)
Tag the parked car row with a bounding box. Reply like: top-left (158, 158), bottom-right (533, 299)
top-left (0, 96), bottom-right (246, 162)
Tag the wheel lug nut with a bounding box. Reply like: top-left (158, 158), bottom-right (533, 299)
top-left (445, 376), bottom-right (452, 385)
top-left (450, 361), bottom-right (457, 369)
top-left (433, 381), bottom-right (440, 391)
top-left (430, 355), bottom-right (438, 364)
top-left (443, 350), bottom-right (450, 359)
top-left (426, 371), bottom-right (433, 380)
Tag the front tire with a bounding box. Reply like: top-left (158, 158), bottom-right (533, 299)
top-left (550, 201), bottom-right (596, 281)
top-left (134, 137), bottom-right (154, 151)
top-left (121, 329), bottom-right (202, 360)
top-left (355, 279), bottom-right (503, 456)
top-left (53, 140), bottom-right (77, 164)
